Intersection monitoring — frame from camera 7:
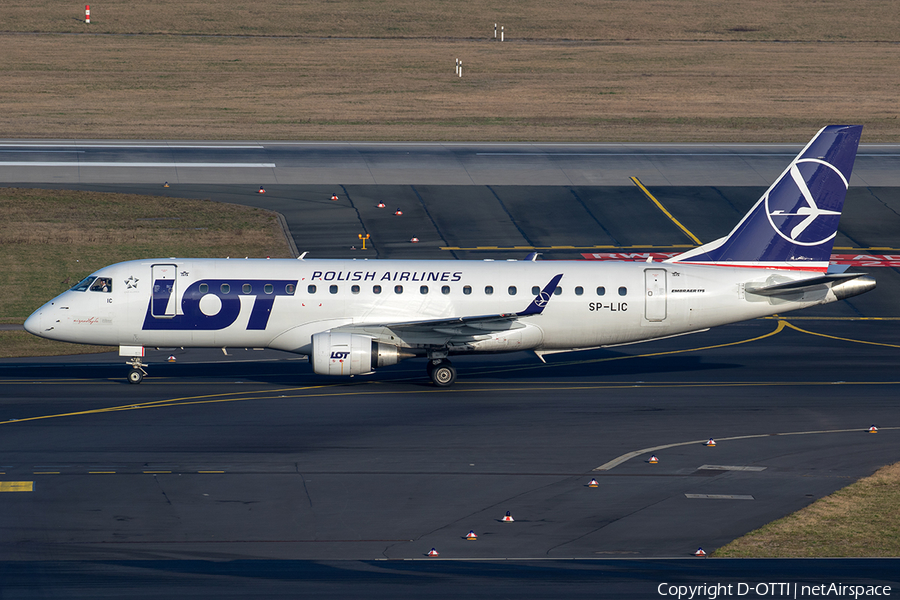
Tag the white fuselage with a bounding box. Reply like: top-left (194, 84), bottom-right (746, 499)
top-left (25, 258), bottom-right (841, 356)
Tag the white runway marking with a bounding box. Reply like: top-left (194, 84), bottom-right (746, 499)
top-left (593, 426), bottom-right (898, 471)
top-left (0, 144), bottom-right (265, 149)
top-left (685, 494), bottom-right (755, 500)
top-left (0, 162), bottom-right (276, 168)
top-left (698, 465), bottom-right (767, 472)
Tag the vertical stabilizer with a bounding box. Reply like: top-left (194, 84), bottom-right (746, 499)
top-left (667, 125), bottom-right (862, 272)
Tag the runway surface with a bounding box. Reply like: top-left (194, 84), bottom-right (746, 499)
top-left (2, 142), bottom-right (899, 597)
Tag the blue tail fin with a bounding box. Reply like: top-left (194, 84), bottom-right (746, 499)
top-left (667, 125), bottom-right (862, 272)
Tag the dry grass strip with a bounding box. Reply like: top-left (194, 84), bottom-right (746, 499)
top-left (715, 461), bottom-right (900, 557)
top-left (4, 1), bottom-right (899, 42)
top-left (0, 1), bottom-right (898, 141)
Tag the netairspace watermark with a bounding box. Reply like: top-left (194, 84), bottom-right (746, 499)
top-left (658, 583), bottom-right (892, 600)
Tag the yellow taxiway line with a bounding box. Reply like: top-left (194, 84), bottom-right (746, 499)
top-left (630, 176), bottom-right (702, 245)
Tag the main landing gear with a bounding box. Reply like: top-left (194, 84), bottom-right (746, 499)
top-left (426, 358), bottom-right (456, 387)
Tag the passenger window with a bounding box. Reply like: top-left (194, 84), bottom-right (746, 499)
top-left (463, 285), bottom-right (472, 295)
top-left (199, 283), bottom-right (209, 294)
top-left (508, 286), bottom-right (517, 295)
top-left (71, 276), bottom-right (95, 292)
top-left (420, 285), bottom-right (428, 295)
top-left (394, 285), bottom-right (403, 294)
top-left (531, 286), bottom-right (540, 295)
top-left (373, 285), bottom-right (382, 294)
top-left (221, 283), bottom-right (230, 294)
top-left (285, 283), bottom-right (295, 295)
top-left (441, 285), bottom-right (450, 295)
top-left (264, 284), bottom-right (274, 295)
top-left (308, 285), bottom-right (317, 294)
top-left (351, 285), bottom-right (360, 294)
top-left (90, 277), bottom-right (112, 293)
top-left (329, 285), bottom-right (338, 294)
top-left (596, 286), bottom-right (605, 296)
top-left (242, 283), bottom-right (252, 294)
top-left (485, 286), bottom-right (493, 295)
top-left (575, 286), bottom-right (583, 296)
top-left (618, 286), bottom-right (627, 296)
top-left (553, 287), bottom-right (562, 295)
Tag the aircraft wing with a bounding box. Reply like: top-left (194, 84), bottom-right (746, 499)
top-left (331, 274), bottom-right (563, 338)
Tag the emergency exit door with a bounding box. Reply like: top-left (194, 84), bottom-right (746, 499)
top-left (644, 268), bottom-right (667, 322)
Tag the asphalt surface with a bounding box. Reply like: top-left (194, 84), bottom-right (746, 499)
top-left (1, 142), bottom-right (900, 597)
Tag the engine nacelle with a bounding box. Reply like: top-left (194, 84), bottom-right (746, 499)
top-left (310, 332), bottom-right (411, 376)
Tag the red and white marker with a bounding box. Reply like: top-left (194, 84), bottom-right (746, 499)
top-left (706, 438), bottom-right (716, 447)
top-left (331, 194), bottom-right (339, 201)
top-left (649, 455), bottom-right (659, 464)
top-left (501, 511), bottom-right (514, 522)
top-left (258, 186), bottom-right (266, 194)
top-left (427, 548), bottom-right (439, 557)
top-left (588, 478), bottom-right (599, 487)
top-left (694, 547), bottom-right (707, 557)
top-left (466, 530), bottom-right (477, 540)
top-left (85, 5), bottom-right (91, 23)
top-left (869, 425), bottom-right (878, 433)
top-left (394, 208), bottom-right (403, 216)
top-left (410, 237), bottom-right (419, 243)
top-left (377, 202), bottom-right (386, 208)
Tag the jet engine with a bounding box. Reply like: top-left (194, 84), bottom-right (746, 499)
top-left (310, 332), bottom-right (412, 376)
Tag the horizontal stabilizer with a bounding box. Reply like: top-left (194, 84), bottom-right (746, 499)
top-left (746, 273), bottom-right (873, 297)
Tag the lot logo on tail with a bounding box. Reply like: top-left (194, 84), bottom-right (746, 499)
top-left (766, 159), bottom-right (847, 246)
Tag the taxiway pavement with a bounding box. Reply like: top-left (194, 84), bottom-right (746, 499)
top-left (1, 142), bottom-right (899, 596)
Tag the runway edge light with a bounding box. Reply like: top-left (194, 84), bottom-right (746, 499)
top-left (410, 237), bottom-right (420, 243)
top-left (466, 530), bottom-right (478, 540)
top-left (706, 438), bottom-right (716, 447)
top-left (694, 547), bottom-right (707, 557)
top-left (258, 186), bottom-right (266, 194)
top-left (427, 548), bottom-right (439, 557)
top-left (588, 478), bottom-right (599, 487)
top-left (869, 425), bottom-right (878, 433)
top-left (331, 193), bottom-right (339, 201)
top-left (394, 208), bottom-right (403, 216)
top-left (501, 511), bottom-right (514, 522)
top-left (649, 455), bottom-right (659, 464)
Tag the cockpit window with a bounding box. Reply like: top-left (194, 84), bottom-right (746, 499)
top-left (90, 277), bottom-right (112, 293)
top-left (71, 276), bottom-right (96, 292)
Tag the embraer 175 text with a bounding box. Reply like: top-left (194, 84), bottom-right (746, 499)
top-left (25, 126), bottom-right (875, 386)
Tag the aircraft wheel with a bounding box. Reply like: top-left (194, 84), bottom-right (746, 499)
top-left (425, 359), bottom-right (440, 377)
top-left (430, 362), bottom-right (456, 387)
top-left (128, 369), bottom-right (144, 384)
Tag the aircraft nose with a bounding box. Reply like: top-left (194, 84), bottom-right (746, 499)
top-left (24, 309), bottom-right (44, 336)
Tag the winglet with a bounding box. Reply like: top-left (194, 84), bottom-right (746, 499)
top-left (517, 274), bottom-right (563, 316)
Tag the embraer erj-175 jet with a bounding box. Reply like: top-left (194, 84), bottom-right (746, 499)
top-left (25, 125), bottom-right (875, 386)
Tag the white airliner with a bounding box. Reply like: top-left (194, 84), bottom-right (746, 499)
top-left (25, 126), bottom-right (875, 386)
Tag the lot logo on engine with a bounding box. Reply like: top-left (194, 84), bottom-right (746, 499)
top-left (330, 351), bottom-right (350, 360)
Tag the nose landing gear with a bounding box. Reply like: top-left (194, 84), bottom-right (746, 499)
top-left (426, 358), bottom-right (456, 387)
top-left (126, 357), bottom-right (147, 384)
